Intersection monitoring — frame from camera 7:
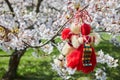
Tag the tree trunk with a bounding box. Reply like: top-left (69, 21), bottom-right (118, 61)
top-left (2, 48), bottom-right (26, 80)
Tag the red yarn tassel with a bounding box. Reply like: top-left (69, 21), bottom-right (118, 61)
top-left (67, 45), bottom-right (96, 73)
top-left (78, 47), bottom-right (96, 74)
top-left (67, 49), bottom-right (81, 69)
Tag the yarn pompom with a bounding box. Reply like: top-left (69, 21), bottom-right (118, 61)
top-left (81, 23), bottom-right (91, 35)
top-left (70, 23), bottom-right (80, 34)
top-left (61, 28), bottom-right (71, 40)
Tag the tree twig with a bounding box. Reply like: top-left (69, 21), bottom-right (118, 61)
top-left (24, 4), bottom-right (89, 48)
top-left (48, 4), bottom-right (61, 12)
top-left (5, 0), bottom-right (15, 17)
top-left (36, 0), bottom-right (43, 13)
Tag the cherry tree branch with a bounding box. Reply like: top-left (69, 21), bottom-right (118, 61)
top-left (36, 0), bottom-right (43, 13)
top-left (5, 0), bottom-right (15, 17)
top-left (26, 0), bottom-right (43, 29)
top-left (48, 4), bottom-right (61, 12)
top-left (0, 5), bottom-right (89, 57)
top-left (25, 4), bottom-right (89, 48)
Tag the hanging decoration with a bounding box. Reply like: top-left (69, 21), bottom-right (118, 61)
top-left (67, 23), bottom-right (96, 74)
top-left (53, 2), bottom-right (97, 74)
